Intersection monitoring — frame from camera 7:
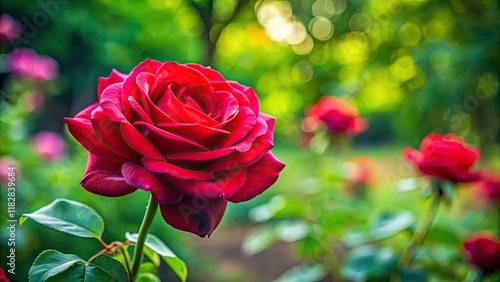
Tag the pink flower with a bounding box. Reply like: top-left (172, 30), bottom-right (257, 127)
top-left (7, 48), bottom-right (59, 81)
top-left (0, 157), bottom-right (18, 186)
top-left (303, 96), bottom-right (368, 135)
top-left (472, 170), bottom-right (500, 205)
top-left (403, 133), bottom-right (481, 183)
top-left (463, 231), bottom-right (500, 274)
top-left (32, 131), bottom-right (67, 162)
top-left (0, 14), bottom-right (21, 43)
top-left (64, 60), bottom-right (285, 237)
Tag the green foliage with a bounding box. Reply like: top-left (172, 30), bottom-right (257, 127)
top-left (126, 232), bottom-right (188, 282)
top-left (20, 199), bottom-right (104, 239)
top-left (341, 246), bottom-right (398, 281)
top-left (29, 250), bottom-right (128, 282)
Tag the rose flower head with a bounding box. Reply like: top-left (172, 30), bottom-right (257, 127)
top-left (64, 60), bottom-right (285, 237)
top-left (403, 133), bottom-right (480, 183)
top-left (303, 96), bottom-right (368, 136)
top-left (463, 231), bottom-right (500, 274)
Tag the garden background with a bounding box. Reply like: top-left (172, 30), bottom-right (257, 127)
top-left (1, 0), bottom-right (499, 281)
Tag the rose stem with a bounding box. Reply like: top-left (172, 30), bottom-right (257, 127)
top-left (131, 195), bottom-right (159, 280)
top-left (393, 183), bottom-right (442, 279)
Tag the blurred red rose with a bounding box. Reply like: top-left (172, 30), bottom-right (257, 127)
top-left (0, 157), bottom-right (18, 186)
top-left (472, 170), bottom-right (500, 205)
top-left (0, 14), bottom-right (20, 43)
top-left (303, 96), bottom-right (368, 136)
top-left (32, 131), bottom-right (67, 162)
top-left (403, 133), bottom-right (480, 183)
top-left (463, 231), bottom-right (500, 274)
top-left (7, 48), bottom-right (59, 81)
top-left (65, 60), bottom-right (285, 237)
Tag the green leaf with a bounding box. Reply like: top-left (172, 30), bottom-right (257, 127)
top-left (29, 250), bottom-right (128, 282)
top-left (126, 232), bottom-right (187, 282)
top-left (370, 211), bottom-right (414, 240)
top-left (20, 199), bottom-right (104, 239)
top-left (242, 225), bottom-right (278, 256)
top-left (342, 246), bottom-right (398, 281)
top-left (136, 273), bottom-right (161, 282)
top-left (396, 178), bottom-right (422, 192)
top-left (275, 220), bottom-right (310, 243)
top-left (399, 268), bottom-right (428, 282)
top-left (272, 263), bottom-right (327, 282)
top-left (248, 196), bottom-right (286, 223)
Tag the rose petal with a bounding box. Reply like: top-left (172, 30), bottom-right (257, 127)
top-left (166, 147), bottom-right (235, 161)
top-left (185, 63), bottom-right (225, 81)
top-left (90, 106), bottom-right (138, 160)
top-left (218, 106), bottom-right (257, 148)
top-left (122, 162), bottom-right (183, 204)
top-left (100, 83), bottom-right (128, 122)
top-left (120, 122), bottom-right (164, 160)
top-left (156, 122), bottom-right (230, 149)
top-left (135, 121), bottom-right (209, 154)
top-left (128, 96), bottom-right (154, 124)
top-left (167, 168), bottom-right (246, 200)
top-left (97, 69), bottom-right (127, 102)
top-left (228, 152), bottom-right (285, 203)
top-left (155, 86), bottom-right (217, 126)
top-left (80, 154), bottom-right (136, 197)
top-left (121, 59), bottom-right (162, 112)
top-left (65, 116), bottom-right (123, 161)
top-left (160, 195), bottom-right (227, 237)
top-left (142, 158), bottom-right (213, 181)
top-left (229, 82), bottom-right (260, 116)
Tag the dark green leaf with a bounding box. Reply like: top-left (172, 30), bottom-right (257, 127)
top-left (272, 263), bottom-right (327, 282)
top-left (342, 246), bottom-right (398, 281)
top-left (126, 232), bottom-right (187, 282)
top-left (20, 199), bottom-right (104, 239)
top-left (29, 250), bottom-right (128, 282)
top-left (399, 268), bottom-right (428, 282)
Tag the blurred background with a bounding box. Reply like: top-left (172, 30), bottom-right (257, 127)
top-left (1, 0), bottom-right (499, 281)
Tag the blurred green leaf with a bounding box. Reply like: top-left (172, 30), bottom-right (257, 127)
top-left (29, 250), bottom-right (128, 282)
top-left (138, 262), bottom-right (158, 277)
top-left (275, 220), bottom-right (310, 243)
top-left (126, 232), bottom-right (187, 282)
top-left (272, 263), bottom-right (327, 282)
top-left (370, 211), bottom-right (415, 240)
top-left (20, 199), bottom-right (104, 239)
top-left (396, 178), bottom-right (422, 192)
top-left (342, 246), bottom-right (398, 281)
top-left (249, 196), bottom-right (286, 223)
top-left (242, 225), bottom-right (278, 256)
top-left (399, 268), bottom-right (428, 282)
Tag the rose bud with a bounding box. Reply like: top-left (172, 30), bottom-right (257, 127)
top-left (345, 156), bottom-right (380, 196)
top-left (0, 14), bottom-right (21, 43)
top-left (31, 131), bottom-right (67, 162)
top-left (65, 60), bottom-right (285, 237)
top-left (403, 133), bottom-right (480, 183)
top-left (304, 96), bottom-right (368, 136)
top-left (463, 231), bottom-right (500, 274)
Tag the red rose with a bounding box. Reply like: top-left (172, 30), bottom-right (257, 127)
top-left (64, 60), bottom-right (285, 237)
top-left (302, 96), bottom-right (368, 136)
top-left (463, 231), bottom-right (500, 274)
top-left (403, 133), bottom-right (480, 183)
top-left (0, 267), bottom-right (9, 282)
